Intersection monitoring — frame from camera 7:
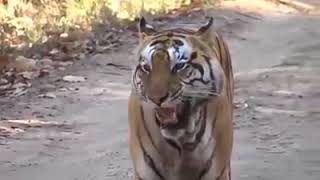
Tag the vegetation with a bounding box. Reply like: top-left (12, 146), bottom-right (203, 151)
top-left (0, 0), bottom-right (219, 54)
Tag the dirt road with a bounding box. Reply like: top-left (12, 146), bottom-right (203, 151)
top-left (1, 3), bottom-right (320, 180)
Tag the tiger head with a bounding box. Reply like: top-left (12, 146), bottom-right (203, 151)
top-left (132, 17), bottom-right (226, 143)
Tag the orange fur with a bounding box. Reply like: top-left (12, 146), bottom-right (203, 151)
top-left (128, 17), bottom-right (234, 180)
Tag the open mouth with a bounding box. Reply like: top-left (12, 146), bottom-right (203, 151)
top-left (154, 101), bottom-right (190, 129)
top-left (155, 106), bottom-right (178, 128)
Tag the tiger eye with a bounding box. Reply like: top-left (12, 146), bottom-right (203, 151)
top-left (173, 39), bottom-right (184, 46)
top-left (141, 64), bottom-right (151, 73)
top-left (176, 63), bottom-right (186, 70)
top-left (173, 63), bottom-right (188, 73)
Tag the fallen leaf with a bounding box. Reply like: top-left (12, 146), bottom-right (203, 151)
top-left (57, 61), bottom-right (73, 67)
top-left (90, 88), bottom-right (108, 96)
top-left (18, 71), bottom-right (34, 80)
top-left (49, 48), bottom-right (59, 55)
top-left (10, 87), bottom-right (28, 97)
top-left (60, 32), bottom-right (69, 38)
top-left (62, 75), bottom-right (86, 83)
top-left (38, 93), bottom-right (57, 99)
top-left (0, 83), bottom-right (11, 90)
top-left (0, 78), bottom-right (8, 85)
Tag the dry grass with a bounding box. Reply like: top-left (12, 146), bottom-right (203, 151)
top-left (0, 1), bottom-right (219, 46)
top-left (220, 0), bottom-right (296, 13)
top-left (0, 0), bottom-right (112, 45)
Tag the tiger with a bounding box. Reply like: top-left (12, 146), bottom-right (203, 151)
top-left (128, 16), bottom-right (234, 180)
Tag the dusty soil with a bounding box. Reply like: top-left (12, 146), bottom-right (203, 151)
top-left (1, 1), bottom-right (320, 180)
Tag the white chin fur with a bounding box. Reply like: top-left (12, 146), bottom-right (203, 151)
top-left (160, 119), bottom-right (199, 143)
top-left (161, 128), bottom-right (197, 144)
top-left (161, 129), bottom-right (185, 141)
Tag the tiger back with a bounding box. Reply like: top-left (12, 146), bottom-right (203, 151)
top-left (128, 17), bottom-right (234, 180)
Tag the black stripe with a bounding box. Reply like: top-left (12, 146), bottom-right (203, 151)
top-left (215, 36), bottom-right (226, 93)
top-left (150, 39), bottom-right (168, 47)
top-left (162, 28), bottom-right (196, 34)
top-left (197, 107), bottom-right (219, 179)
top-left (153, 32), bottom-right (186, 39)
top-left (215, 35), bottom-right (223, 63)
top-left (189, 62), bottom-right (204, 77)
top-left (185, 69), bottom-right (193, 78)
top-left (182, 52), bottom-right (197, 80)
top-left (176, 100), bottom-right (191, 129)
top-left (216, 166), bottom-right (227, 180)
top-left (155, 114), bottom-right (161, 127)
top-left (164, 138), bottom-right (182, 156)
top-left (184, 106), bottom-right (207, 152)
top-left (212, 113), bottom-right (218, 132)
top-left (198, 144), bottom-right (217, 179)
top-left (140, 107), bottom-right (161, 154)
top-left (133, 66), bottom-right (140, 90)
top-left (203, 55), bottom-right (218, 94)
top-left (205, 113), bottom-right (218, 148)
top-left (140, 141), bottom-right (166, 180)
top-left (202, 55), bottom-right (215, 81)
top-left (171, 88), bottom-right (182, 101)
top-left (184, 78), bottom-right (210, 86)
top-left (195, 107), bottom-right (207, 144)
top-left (185, 62), bottom-right (211, 86)
top-left (136, 113), bottom-right (165, 180)
top-left (195, 107), bottom-right (203, 127)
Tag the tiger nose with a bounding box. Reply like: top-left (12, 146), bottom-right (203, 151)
top-left (148, 93), bottom-right (169, 106)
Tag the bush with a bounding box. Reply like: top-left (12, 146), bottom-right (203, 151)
top-left (0, 0), bottom-right (219, 49)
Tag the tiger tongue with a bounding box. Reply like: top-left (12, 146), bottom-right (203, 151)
top-left (155, 107), bottom-right (178, 125)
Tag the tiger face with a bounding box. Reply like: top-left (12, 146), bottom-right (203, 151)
top-left (132, 17), bottom-right (225, 144)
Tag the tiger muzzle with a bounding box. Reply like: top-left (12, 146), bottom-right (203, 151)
top-left (155, 102), bottom-right (190, 130)
top-left (155, 107), bottom-right (178, 128)
top-left (148, 92), bottom-right (169, 106)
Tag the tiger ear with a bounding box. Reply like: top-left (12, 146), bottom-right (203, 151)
top-left (138, 17), bottom-right (156, 39)
top-left (196, 17), bottom-right (214, 38)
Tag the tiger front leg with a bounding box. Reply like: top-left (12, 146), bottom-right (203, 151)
top-left (132, 173), bottom-right (141, 180)
top-left (215, 167), bottom-right (231, 180)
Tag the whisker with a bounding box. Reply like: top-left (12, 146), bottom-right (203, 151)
top-left (182, 88), bottom-right (221, 98)
top-left (184, 88), bottom-right (219, 94)
top-left (182, 94), bottom-right (214, 98)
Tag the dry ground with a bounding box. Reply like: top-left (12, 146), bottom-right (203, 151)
top-left (1, 1), bottom-right (320, 179)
